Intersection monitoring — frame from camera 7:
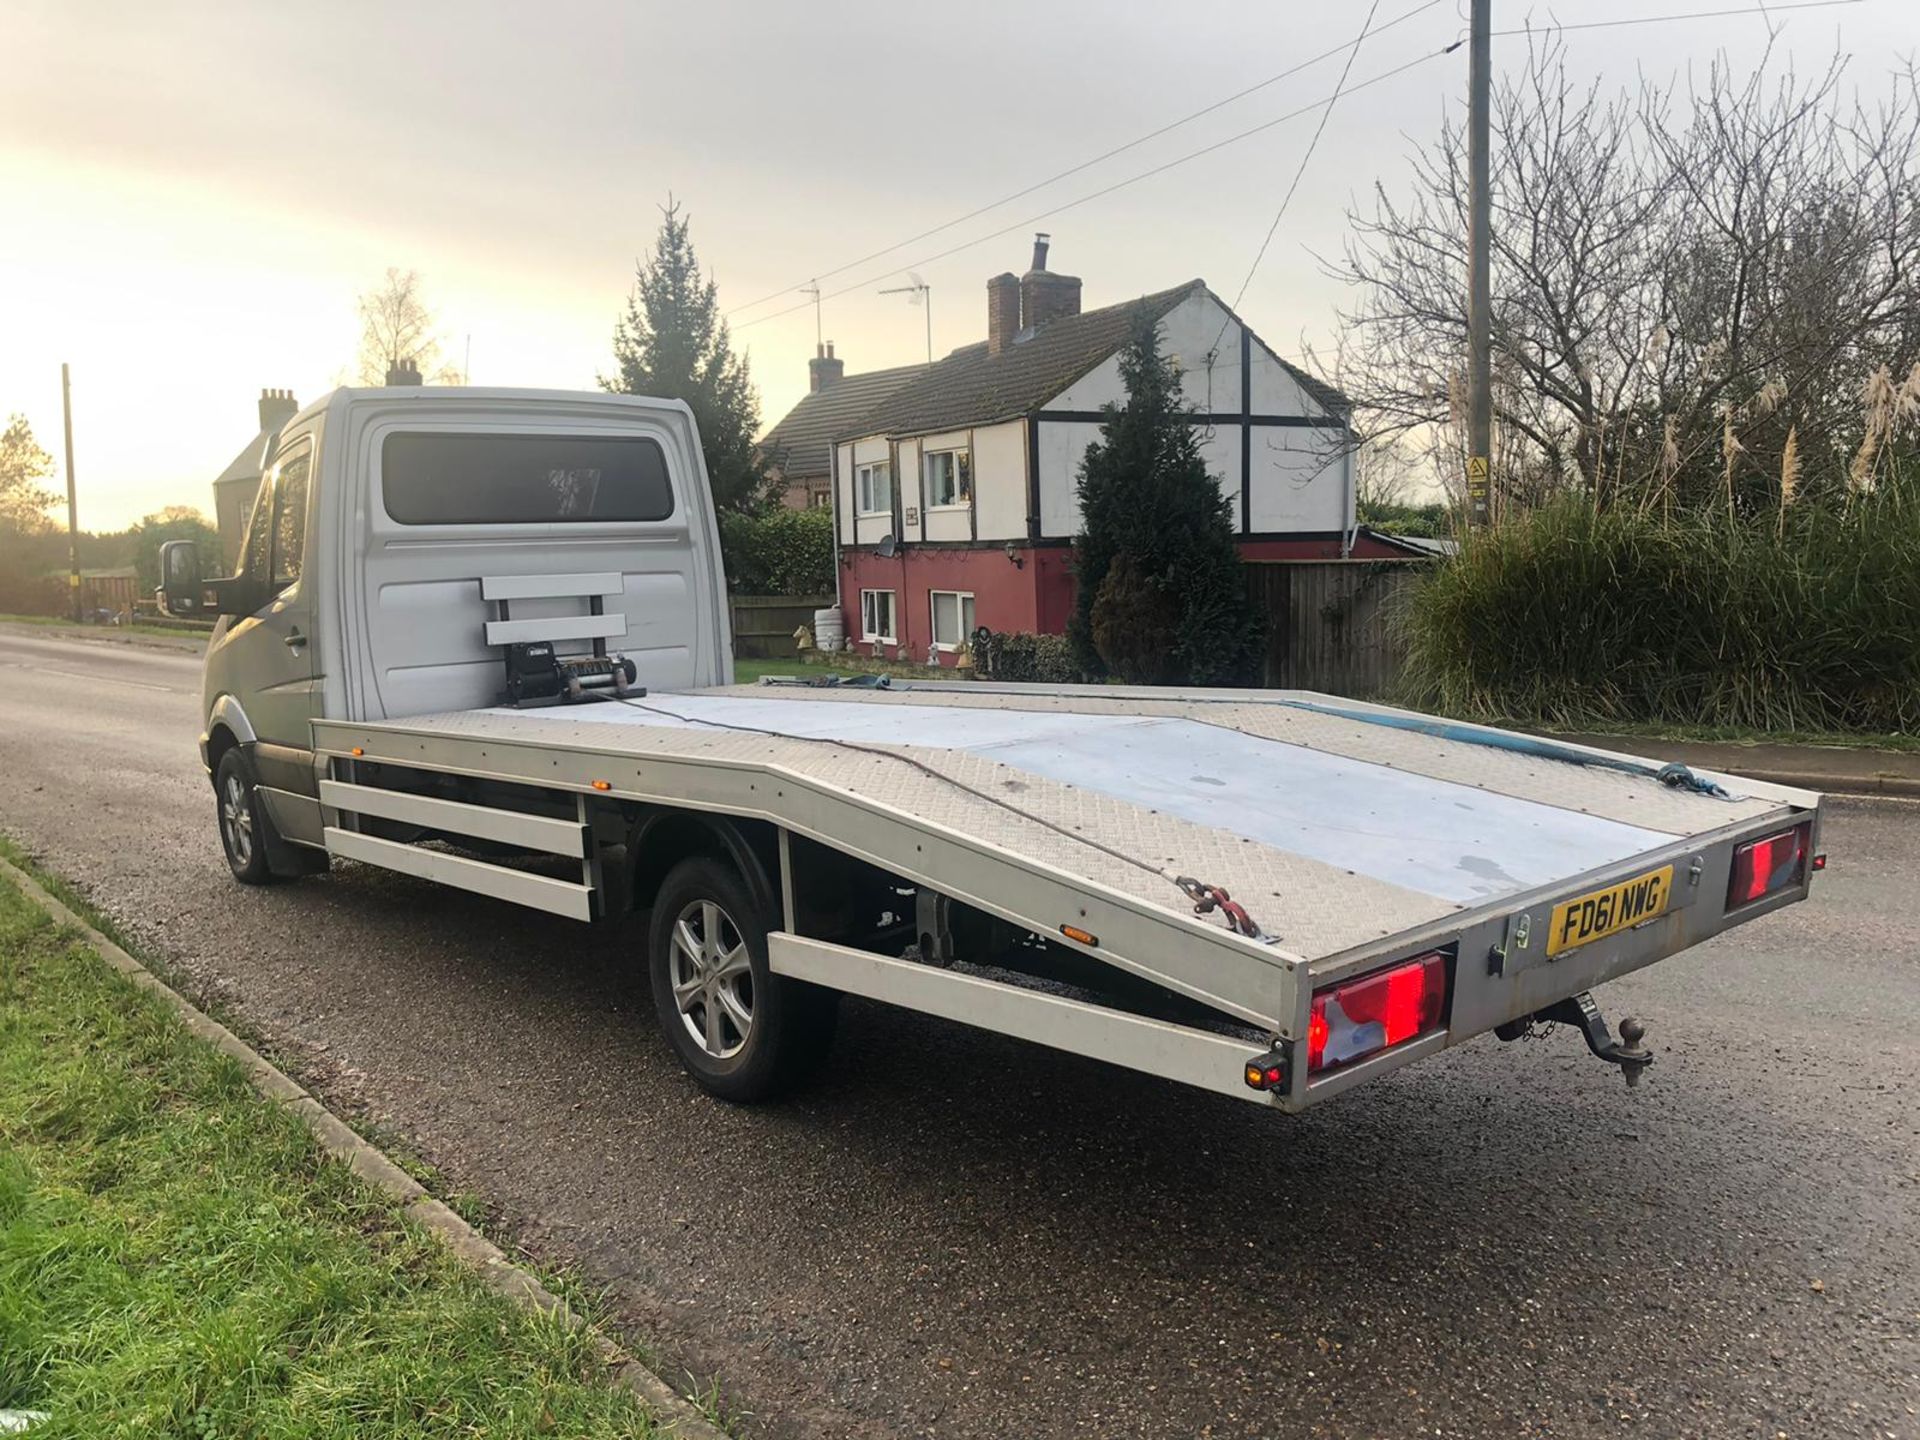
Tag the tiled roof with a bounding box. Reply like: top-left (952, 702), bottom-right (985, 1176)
top-left (758, 364), bottom-right (927, 480)
top-left (848, 280), bottom-right (1351, 441)
top-left (858, 282), bottom-right (1201, 438)
top-left (214, 428), bottom-right (274, 487)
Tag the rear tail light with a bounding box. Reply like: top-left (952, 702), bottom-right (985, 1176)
top-left (1308, 952), bottom-right (1449, 1076)
top-left (1727, 823), bottom-right (1811, 909)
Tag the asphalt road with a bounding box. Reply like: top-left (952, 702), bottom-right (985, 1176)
top-left (2, 621), bottom-right (1915, 1440)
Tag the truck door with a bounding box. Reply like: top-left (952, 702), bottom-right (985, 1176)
top-left (222, 436), bottom-right (323, 843)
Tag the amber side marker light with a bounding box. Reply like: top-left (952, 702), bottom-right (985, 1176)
top-left (1058, 923), bottom-right (1099, 947)
top-left (1244, 1050), bottom-right (1287, 1092)
top-left (591, 779), bottom-right (612, 791)
top-left (350, 747), bottom-right (364, 757)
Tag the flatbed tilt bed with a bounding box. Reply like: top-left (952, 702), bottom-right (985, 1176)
top-left (310, 678), bottom-right (1821, 1111)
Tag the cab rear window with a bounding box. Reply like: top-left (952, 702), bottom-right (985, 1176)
top-left (381, 432), bottom-right (675, 525)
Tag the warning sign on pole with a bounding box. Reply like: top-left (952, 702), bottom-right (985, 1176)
top-left (1467, 454), bottom-right (1490, 524)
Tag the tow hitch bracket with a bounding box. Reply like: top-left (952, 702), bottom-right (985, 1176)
top-left (1497, 991), bottom-right (1653, 1087)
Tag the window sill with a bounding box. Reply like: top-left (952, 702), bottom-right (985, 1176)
top-left (854, 510), bottom-right (893, 520)
top-left (924, 503), bottom-right (971, 513)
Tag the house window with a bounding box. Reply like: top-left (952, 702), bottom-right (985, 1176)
top-left (924, 449), bottom-right (972, 508)
top-left (856, 461), bottom-right (892, 515)
top-left (929, 590), bottom-right (976, 651)
top-left (860, 588), bottom-right (897, 643)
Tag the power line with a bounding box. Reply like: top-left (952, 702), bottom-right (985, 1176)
top-left (1217, 0), bottom-right (1382, 353)
top-left (734, 45), bottom-right (1453, 333)
top-left (733, 0), bottom-right (1864, 338)
top-left (723, 0), bottom-right (1450, 319)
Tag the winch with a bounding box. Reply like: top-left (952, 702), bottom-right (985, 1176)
top-left (501, 641), bottom-right (643, 707)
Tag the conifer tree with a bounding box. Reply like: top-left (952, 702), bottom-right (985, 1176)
top-left (1070, 309), bottom-right (1263, 685)
top-left (606, 199), bottom-right (769, 513)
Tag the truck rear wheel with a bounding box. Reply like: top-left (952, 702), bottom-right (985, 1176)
top-left (647, 856), bottom-right (836, 1102)
top-left (214, 748), bottom-right (277, 886)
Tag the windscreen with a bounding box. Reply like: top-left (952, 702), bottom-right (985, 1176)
top-left (381, 432), bottom-right (675, 525)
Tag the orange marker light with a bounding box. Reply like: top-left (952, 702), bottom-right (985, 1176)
top-left (1058, 924), bottom-right (1099, 947)
top-left (591, 779), bottom-right (612, 791)
top-left (1243, 1056), bottom-right (1286, 1092)
top-left (350, 747), bottom-right (364, 757)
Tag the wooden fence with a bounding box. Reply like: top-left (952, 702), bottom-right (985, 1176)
top-left (1244, 560), bottom-right (1421, 698)
top-left (729, 594), bottom-right (834, 659)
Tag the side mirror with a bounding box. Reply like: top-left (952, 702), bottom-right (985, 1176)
top-left (158, 540), bottom-right (204, 617)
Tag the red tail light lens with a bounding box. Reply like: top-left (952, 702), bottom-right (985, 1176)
top-left (1727, 823), bottom-right (1811, 909)
top-left (1308, 952), bottom-right (1449, 1075)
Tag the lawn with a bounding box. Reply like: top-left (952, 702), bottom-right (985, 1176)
top-left (0, 868), bottom-right (657, 1438)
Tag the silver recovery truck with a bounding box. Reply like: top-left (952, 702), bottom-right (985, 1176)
top-left (160, 387), bottom-right (1825, 1109)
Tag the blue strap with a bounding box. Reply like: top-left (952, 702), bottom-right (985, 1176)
top-left (1273, 698), bottom-right (1736, 800)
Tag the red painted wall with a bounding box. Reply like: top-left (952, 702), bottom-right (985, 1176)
top-left (839, 547), bottom-right (1041, 664)
top-left (836, 532), bottom-right (1417, 663)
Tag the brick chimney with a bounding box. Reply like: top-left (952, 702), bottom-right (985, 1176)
top-left (257, 388), bottom-right (297, 433)
top-left (987, 272), bottom-right (1020, 354)
top-left (809, 341), bottom-right (845, 393)
top-left (1019, 232), bottom-right (1082, 332)
top-left (385, 358), bottom-right (423, 386)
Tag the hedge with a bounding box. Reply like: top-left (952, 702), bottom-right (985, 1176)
top-left (1397, 489), bottom-right (1920, 733)
top-left (718, 506), bottom-right (835, 596)
top-left (969, 629), bottom-right (1083, 684)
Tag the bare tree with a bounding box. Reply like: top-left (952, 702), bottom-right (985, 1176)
top-left (1335, 40), bottom-right (1920, 513)
top-left (355, 268), bottom-right (464, 384)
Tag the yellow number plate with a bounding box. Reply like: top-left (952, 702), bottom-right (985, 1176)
top-left (1545, 865), bottom-right (1675, 958)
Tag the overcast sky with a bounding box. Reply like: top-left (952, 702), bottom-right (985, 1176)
top-left (2, 0), bottom-right (1912, 529)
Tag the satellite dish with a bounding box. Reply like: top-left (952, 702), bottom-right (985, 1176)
top-left (877, 533), bottom-right (898, 559)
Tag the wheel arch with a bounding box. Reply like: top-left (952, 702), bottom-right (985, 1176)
top-left (203, 695), bottom-right (256, 786)
top-left (628, 808), bottom-right (782, 926)
top-left (204, 722), bottom-right (245, 789)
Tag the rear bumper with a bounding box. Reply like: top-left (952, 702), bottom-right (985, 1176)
top-left (1281, 802), bottom-right (1822, 1111)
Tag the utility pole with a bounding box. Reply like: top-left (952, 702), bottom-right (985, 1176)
top-left (61, 363), bottom-right (80, 621)
top-left (1466, 0), bottom-right (1493, 526)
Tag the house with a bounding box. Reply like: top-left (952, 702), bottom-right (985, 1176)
top-left (759, 344), bottom-right (923, 509)
top-left (820, 235), bottom-right (1389, 664)
top-left (212, 388), bottom-right (298, 568)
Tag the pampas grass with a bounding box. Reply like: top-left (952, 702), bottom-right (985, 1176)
top-left (1397, 480), bottom-right (1920, 733)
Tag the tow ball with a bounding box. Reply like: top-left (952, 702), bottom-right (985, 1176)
top-left (1496, 991), bottom-right (1654, 1088)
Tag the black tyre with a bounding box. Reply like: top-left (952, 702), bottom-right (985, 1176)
top-left (647, 856), bottom-right (837, 1102)
top-left (214, 748), bottom-right (276, 886)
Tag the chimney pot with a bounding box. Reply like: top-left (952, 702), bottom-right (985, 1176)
top-left (808, 343), bottom-right (845, 393)
top-left (257, 386), bottom-right (298, 433)
top-left (1019, 235), bottom-right (1081, 332)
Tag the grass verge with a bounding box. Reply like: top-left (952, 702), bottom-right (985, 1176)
top-left (0, 866), bottom-right (657, 1438)
top-left (0, 613), bottom-right (210, 644)
top-left (1534, 719), bottom-right (1920, 755)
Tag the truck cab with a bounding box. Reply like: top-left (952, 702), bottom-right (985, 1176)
top-left (165, 387), bottom-right (730, 875)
